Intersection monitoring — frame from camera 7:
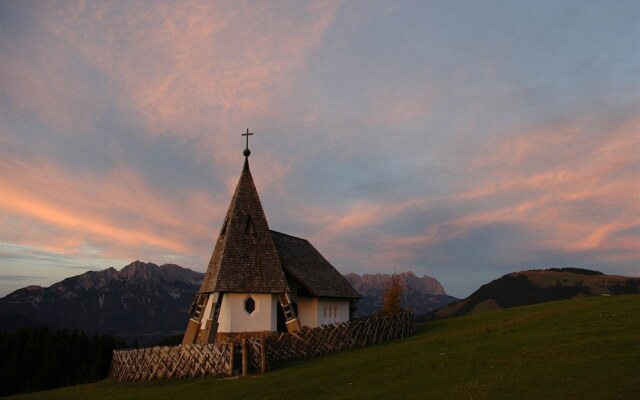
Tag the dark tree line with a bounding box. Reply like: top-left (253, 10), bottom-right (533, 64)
top-left (0, 326), bottom-right (126, 396)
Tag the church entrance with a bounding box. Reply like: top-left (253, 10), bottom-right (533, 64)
top-left (277, 300), bottom-right (298, 332)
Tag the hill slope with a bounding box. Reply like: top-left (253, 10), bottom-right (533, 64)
top-left (434, 268), bottom-right (639, 318)
top-left (9, 294), bottom-right (639, 400)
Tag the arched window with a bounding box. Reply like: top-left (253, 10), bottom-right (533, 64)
top-left (245, 215), bottom-right (255, 234)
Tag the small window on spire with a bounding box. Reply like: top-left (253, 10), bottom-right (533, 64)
top-left (245, 215), bottom-right (255, 234)
top-left (220, 218), bottom-right (228, 235)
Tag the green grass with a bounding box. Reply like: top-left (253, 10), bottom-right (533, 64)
top-left (8, 295), bottom-right (640, 400)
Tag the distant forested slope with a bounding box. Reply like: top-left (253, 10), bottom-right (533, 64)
top-left (0, 327), bottom-right (125, 396)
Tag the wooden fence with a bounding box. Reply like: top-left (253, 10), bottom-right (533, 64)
top-left (110, 342), bottom-right (234, 381)
top-left (259, 309), bottom-right (415, 367)
top-left (110, 309), bottom-right (415, 381)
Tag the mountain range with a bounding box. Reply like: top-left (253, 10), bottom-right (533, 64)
top-left (0, 262), bottom-right (201, 345)
top-left (0, 261), bottom-right (453, 345)
top-left (5, 261), bottom-right (633, 345)
top-left (344, 272), bottom-right (457, 317)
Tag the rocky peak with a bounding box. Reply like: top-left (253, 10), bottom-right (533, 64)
top-left (343, 271), bottom-right (456, 317)
top-left (120, 260), bottom-right (158, 280)
top-left (344, 271), bottom-right (446, 296)
top-left (0, 261), bottom-right (205, 345)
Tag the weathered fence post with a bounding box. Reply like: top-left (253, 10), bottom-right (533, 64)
top-left (228, 342), bottom-right (235, 376)
top-left (260, 337), bottom-right (267, 373)
top-left (241, 338), bottom-right (248, 377)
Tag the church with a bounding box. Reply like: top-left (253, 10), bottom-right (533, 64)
top-left (182, 131), bottom-right (360, 345)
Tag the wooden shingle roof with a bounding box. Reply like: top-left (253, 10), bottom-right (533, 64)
top-left (271, 231), bottom-right (361, 299)
top-left (198, 154), bottom-right (359, 300)
top-left (198, 158), bottom-right (290, 294)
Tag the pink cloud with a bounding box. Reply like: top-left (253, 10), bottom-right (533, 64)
top-left (0, 154), bottom-right (227, 265)
top-left (1, 39), bottom-right (99, 134)
top-left (1, 2), bottom-right (338, 210)
top-left (2, 184), bottom-right (184, 253)
top-left (299, 198), bottom-right (423, 235)
top-left (446, 116), bottom-right (639, 255)
top-left (302, 114), bottom-right (639, 271)
top-left (29, 1), bottom-right (337, 167)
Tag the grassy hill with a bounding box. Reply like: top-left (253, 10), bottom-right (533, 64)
top-left (434, 268), bottom-right (639, 318)
top-left (8, 294), bottom-right (639, 400)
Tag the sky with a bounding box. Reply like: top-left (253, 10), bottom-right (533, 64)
top-left (1, 0), bottom-right (638, 298)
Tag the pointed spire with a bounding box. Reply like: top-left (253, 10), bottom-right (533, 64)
top-left (198, 136), bottom-right (289, 294)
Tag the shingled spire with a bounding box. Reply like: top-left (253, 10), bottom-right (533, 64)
top-left (198, 142), bottom-right (289, 294)
top-left (182, 132), bottom-right (302, 345)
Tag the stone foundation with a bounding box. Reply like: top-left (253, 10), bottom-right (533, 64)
top-left (216, 331), bottom-right (279, 343)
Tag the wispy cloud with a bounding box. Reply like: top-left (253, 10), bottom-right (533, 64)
top-left (0, 153), bottom-right (226, 263)
top-left (0, 275), bottom-right (45, 282)
top-left (27, 1), bottom-right (337, 163)
top-left (300, 113), bottom-right (639, 278)
top-left (367, 88), bottom-right (432, 128)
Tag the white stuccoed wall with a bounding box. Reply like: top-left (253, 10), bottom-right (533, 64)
top-left (296, 297), bottom-right (318, 327)
top-left (289, 278), bottom-right (350, 327)
top-left (200, 292), bottom-right (278, 333)
top-left (317, 298), bottom-right (350, 325)
top-left (198, 286), bottom-right (352, 332)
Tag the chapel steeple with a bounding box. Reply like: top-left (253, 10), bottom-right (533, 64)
top-left (199, 130), bottom-right (289, 294)
top-left (182, 129), bottom-right (358, 345)
top-left (182, 129), bottom-right (298, 345)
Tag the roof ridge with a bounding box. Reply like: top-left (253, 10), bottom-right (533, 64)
top-left (270, 230), bottom-right (310, 243)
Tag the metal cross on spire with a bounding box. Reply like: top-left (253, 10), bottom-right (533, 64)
top-left (242, 128), bottom-right (253, 157)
